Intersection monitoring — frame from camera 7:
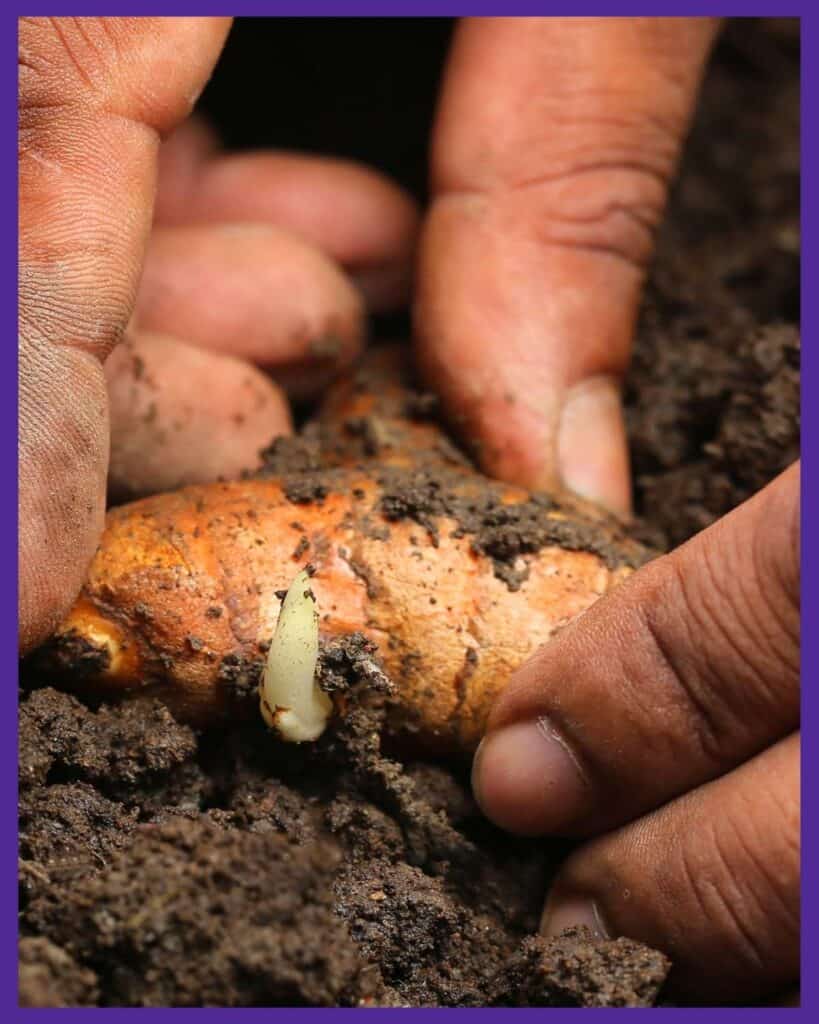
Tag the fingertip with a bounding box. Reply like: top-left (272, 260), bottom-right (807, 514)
top-left (472, 718), bottom-right (590, 836)
top-left (105, 331), bottom-right (293, 500)
top-left (558, 375), bottom-right (632, 518)
top-left (133, 222), bottom-right (366, 385)
top-left (160, 150), bottom-right (421, 311)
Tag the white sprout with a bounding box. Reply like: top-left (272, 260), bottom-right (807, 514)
top-left (259, 568), bottom-right (332, 742)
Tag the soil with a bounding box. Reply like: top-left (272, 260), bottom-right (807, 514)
top-left (18, 18), bottom-right (799, 1009)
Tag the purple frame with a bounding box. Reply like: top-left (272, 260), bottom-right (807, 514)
top-left (6, 3), bottom-right (812, 1018)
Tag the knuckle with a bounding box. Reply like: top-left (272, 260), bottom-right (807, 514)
top-left (483, 156), bottom-right (668, 274)
top-left (436, 113), bottom-right (677, 276)
top-left (527, 190), bottom-right (660, 271)
top-left (504, 106), bottom-right (681, 271)
top-left (508, 154), bottom-right (670, 273)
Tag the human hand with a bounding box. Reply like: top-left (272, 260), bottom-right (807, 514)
top-left (19, 17), bottom-right (418, 653)
top-left (416, 17), bottom-right (720, 516)
top-left (471, 462), bottom-right (800, 1004)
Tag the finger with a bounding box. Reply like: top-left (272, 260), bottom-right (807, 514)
top-left (131, 222), bottom-right (366, 399)
top-left (473, 462), bottom-right (799, 837)
top-left (541, 733), bottom-right (800, 1005)
top-left (155, 149), bottom-right (420, 311)
top-left (18, 16), bottom-right (231, 652)
top-left (415, 17), bottom-right (719, 513)
top-left (105, 331), bottom-right (292, 502)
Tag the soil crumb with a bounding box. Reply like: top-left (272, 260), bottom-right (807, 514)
top-left (490, 927), bottom-right (670, 1008)
top-left (19, 937), bottom-right (100, 1008)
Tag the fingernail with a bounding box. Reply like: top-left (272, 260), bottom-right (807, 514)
top-left (542, 892), bottom-right (611, 940)
top-left (471, 718), bottom-right (589, 836)
top-left (558, 376), bottom-right (631, 518)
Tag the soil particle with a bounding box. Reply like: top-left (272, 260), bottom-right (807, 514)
top-left (292, 534), bottom-right (311, 560)
top-left (403, 390), bottom-right (441, 421)
top-left (379, 471), bottom-right (445, 545)
top-left (217, 651), bottom-right (265, 704)
top-left (213, 775), bottom-right (320, 844)
top-left (624, 18), bottom-right (800, 547)
top-left (257, 435), bottom-right (321, 476)
top-left (255, 435), bottom-right (331, 504)
top-left (491, 927), bottom-right (671, 1007)
top-left (405, 763), bottom-right (476, 823)
top-left (343, 415), bottom-right (386, 456)
top-left (325, 794), bottom-right (406, 862)
top-left (283, 475), bottom-right (329, 505)
top-left (316, 632), bottom-right (393, 697)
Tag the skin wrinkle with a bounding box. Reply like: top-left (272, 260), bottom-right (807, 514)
top-left (731, 545), bottom-right (800, 689)
top-left (433, 169), bottom-right (664, 275)
top-left (695, 811), bottom-right (771, 976)
top-left (679, 532), bottom-right (797, 737)
top-left (629, 564), bottom-right (733, 771)
top-left (516, 613), bottom-right (681, 823)
top-left (46, 18), bottom-right (100, 92)
top-left (644, 517), bottom-right (798, 766)
top-left (673, 813), bottom-right (762, 969)
top-left (19, 262), bottom-right (134, 361)
top-left (71, 18), bottom-right (111, 78)
top-left (727, 776), bottom-right (799, 941)
top-left (747, 476), bottom-right (800, 659)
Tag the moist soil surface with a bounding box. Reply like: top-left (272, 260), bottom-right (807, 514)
top-left (18, 19), bottom-right (799, 1008)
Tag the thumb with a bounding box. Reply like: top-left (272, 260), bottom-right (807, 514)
top-left (18, 16), bottom-right (231, 652)
top-left (415, 17), bottom-right (719, 515)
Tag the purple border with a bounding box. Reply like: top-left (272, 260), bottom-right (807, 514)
top-left (8, 5), bottom-right (812, 1019)
top-left (800, 7), bottom-right (812, 1014)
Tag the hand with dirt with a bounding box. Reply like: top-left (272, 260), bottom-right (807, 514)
top-left (419, 17), bottom-right (799, 1004)
top-left (18, 16), bottom-right (418, 654)
top-left (473, 460), bottom-right (800, 1004)
top-left (416, 17), bottom-right (721, 516)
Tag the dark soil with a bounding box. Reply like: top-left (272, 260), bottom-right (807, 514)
top-left (18, 18), bottom-right (799, 1008)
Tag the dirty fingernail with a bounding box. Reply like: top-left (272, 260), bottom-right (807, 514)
top-left (542, 892), bottom-right (610, 939)
top-left (558, 376), bottom-right (631, 518)
top-left (471, 718), bottom-right (588, 836)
